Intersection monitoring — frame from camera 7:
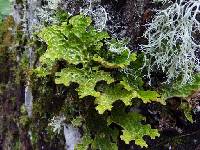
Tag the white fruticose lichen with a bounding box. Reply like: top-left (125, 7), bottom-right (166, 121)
top-left (46, 0), bottom-right (61, 10)
top-left (143, 0), bottom-right (200, 85)
top-left (49, 116), bottom-right (81, 150)
top-left (80, 0), bottom-right (108, 32)
top-left (153, 0), bottom-right (169, 3)
top-left (49, 115), bottom-right (66, 134)
top-left (35, 0), bottom-right (62, 30)
top-left (36, 7), bottom-right (57, 24)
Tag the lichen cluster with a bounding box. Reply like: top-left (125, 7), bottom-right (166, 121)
top-left (2, 0), bottom-right (200, 149)
top-left (143, 0), bottom-right (200, 84)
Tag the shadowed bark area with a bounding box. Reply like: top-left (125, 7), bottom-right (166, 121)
top-left (100, 0), bottom-right (150, 49)
top-left (121, 0), bottom-right (148, 41)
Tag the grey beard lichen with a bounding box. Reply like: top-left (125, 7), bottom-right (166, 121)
top-left (80, 0), bottom-right (108, 32)
top-left (143, 0), bottom-right (200, 85)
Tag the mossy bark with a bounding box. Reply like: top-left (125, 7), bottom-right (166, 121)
top-left (0, 16), bottom-right (32, 150)
top-left (0, 0), bottom-right (150, 149)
